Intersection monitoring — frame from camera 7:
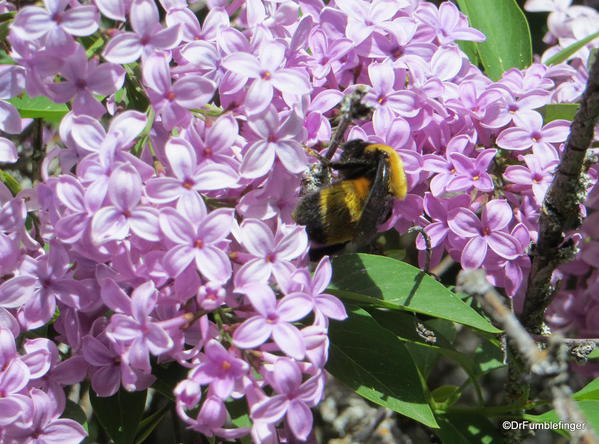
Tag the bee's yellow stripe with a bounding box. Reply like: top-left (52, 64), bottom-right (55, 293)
top-left (364, 144), bottom-right (407, 199)
top-left (342, 178), bottom-right (370, 222)
top-left (318, 178), bottom-right (372, 244)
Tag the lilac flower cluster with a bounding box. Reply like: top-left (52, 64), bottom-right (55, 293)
top-left (547, 183), bottom-right (599, 355)
top-left (0, 0), bottom-right (597, 441)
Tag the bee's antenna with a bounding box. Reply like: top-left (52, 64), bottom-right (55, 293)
top-left (324, 86), bottom-right (372, 160)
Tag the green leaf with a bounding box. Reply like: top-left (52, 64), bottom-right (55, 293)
top-left (472, 339), bottom-right (505, 374)
top-left (456, 0), bottom-right (532, 80)
top-left (63, 399), bottom-right (88, 426)
top-left (573, 377), bottom-right (599, 401)
top-left (589, 348), bottom-right (599, 360)
top-left (457, 40), bottom-right (480, 67)
top-left (227, 398), bottom-right (252, 429)
top-left (83, 412), bottom-right (102, 444)
top-left (115, 88), bottom-right (126, 104)
top-left (0, 12), bottom-right (15, 22)
top-left (85, 36), bottom-right (106, 57)
top-left (0, 50), bottom-right (15, 66)
top-left (431, 385), bottom-right (461, 409)
top-left (90, 389), bottom-right (147, 444)
top-left (9, 94), bottom-right (68, 123)
top-left (327, 306), bottom-right (438, 428)
top-left (545, 30), bottom-right (599, 65)
top-left (368, 309), bottom-right (457, 347)
top-left (526, 380), bottom-right (599, 436)
top-left (542, 104), bottom-right (579, 123)
top-left (385, 249), bottom-right (406, 261)
top-left (367, 307), bottom-right (502, 405)
top-left (0, 21), bottom-right (10, 42)
top-left (436, 412), bottom-right (505, 444)
top-left (0, 171), bottom-right (21, 195)
top-left (367, 309), bottom-right (455, 377)
top-left (328, 254), bottom-right (500, 333)
top-left (151, 362), bottom-right (188, 400)
top-left (525, 400), bottom-right (599, 437)
top-left (134, 404), bottom-right (171, 444)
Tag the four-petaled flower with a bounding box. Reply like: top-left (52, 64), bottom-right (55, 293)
top-left (188, 340), bottom-right (248, 399)
top-left (159, 195), bottom-right (235, 282)
top-left (102, 0), bottom-right (181, 63)
top-left (448, 199), bottom-right (522, 269)
top-left (233, 283), bottom-right (312, 359)
top-left (251, 358), bottom-right (323, 441)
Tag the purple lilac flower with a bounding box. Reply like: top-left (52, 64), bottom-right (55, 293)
top-left (47, 44), bottom-right (125, 118)
top-left (416, 193), bottom-right (472, 250)
top-left (106, 281), bottom-right (174, 373)
top-left (222, 42), bottom-right (311, 115)
top-left (485, 224), bottom-right (531, 298)
top-left (251, 358), bottom-right (323, 441)
top-left (159, 194), bottom-right (234, 282)
top-left (496, 113), bottom-right (570, 163)
top-left (0, 65), bottom-right (26, 100)
top-left (166, 7), bottom-right (228, 42)
top-left (91, 163), bottom-right (160, 244)
top-left (0, 328), bottom-right (30, 399)
top-left (1, 388), bottom-right (87, 444)
top-left (444, 149), bottom-right (496, 193)
top-left (54, 175), bottom-right (101, 244)
top-left (103, 0), bottom-right (181, 64)
top-left (503, 152), bottom-right (559, 204)
top-left (235, 219), bottom-right (308, 287)
top-left (416, 1), bottom-right (486, 44)
top-left (363, 61), bottom-right (419, 129)
top-left (306, 29), bottom-right (353, 80)
top-left (179, 113), bottom-right (241, 170)
top-left (12, 0), bottom-right (99, 50)
top-left (233, 283), bottom-right (312, 359)
top-left (370, 17), bottom-right (436, 65)
top-left (143, 54), bottom-right (216, 130)
top-left (81, 333), bottom-right (124, 397)
top-left (447, 199), bottom-right (521, 269)
top-left (240, 107), bottom-right (307, 178)
top-left (483, 88), bottom-right (549, 129)
top-left (187, 339), bottom-right (248, 399)
top-left (286, 257), bottom-right (348, 324)
top-left (95, 0), bottom-right (133, 21)
top-left (0, 243), bottom-right (90, 329)
top-left (336, 0), bottom-right (402, 44)
top-left (146, 137), bottom-right (238, 204)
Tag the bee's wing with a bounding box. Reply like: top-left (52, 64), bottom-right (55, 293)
top-left (353, 156), bottom-right (390, 249)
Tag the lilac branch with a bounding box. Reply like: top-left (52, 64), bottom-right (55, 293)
top-left (457, 270), bottom-right (598, 444)
top-left (522, 53), bottom-right (599, 333)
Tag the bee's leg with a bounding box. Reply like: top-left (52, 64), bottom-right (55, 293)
top-left (352, 158), bottom-right (390, 250)
top-left (309, 243), bottom-right (348, 261)
top-left (327, 159), bottom-right (371, 170)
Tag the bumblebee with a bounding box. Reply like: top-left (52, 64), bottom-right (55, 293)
top-left (293, 140), bottom-right (407, 254)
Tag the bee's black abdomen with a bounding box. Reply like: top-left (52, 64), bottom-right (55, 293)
top-left (293, 192), bottom-right (328, 244)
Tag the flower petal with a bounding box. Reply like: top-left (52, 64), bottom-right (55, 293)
top-left (461, 236), bottom-right (488, 269)
top-left (487, 232), bottom-right (521, 260)
top-left (233, 316), bottom-right (271, 349)
top-left (272, 322), bottom-right (305, 359)
top-left (447, 208), bottom-right (481, 237)
top-left (286, 400), bottom-right (313, 441)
